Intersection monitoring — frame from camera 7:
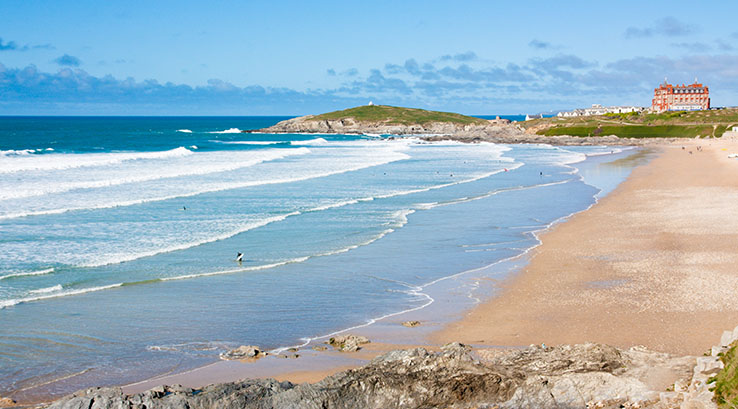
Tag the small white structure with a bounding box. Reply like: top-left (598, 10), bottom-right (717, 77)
top-left (368, 101), bottom-right (374, 106)
top-left (732, 126), bottom-right (738, 132)
top-left (525, 114), bottom-right (543, 121)
top-left (557, 104), bottom-right (645, 117)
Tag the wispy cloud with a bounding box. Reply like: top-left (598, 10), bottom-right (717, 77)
top-left (716, 40), bottom-right (734, 51)
top-left (0, 37), bottom-right (54, 51)
top-left (439, 51), bottom-right (477, 62)
top-left (54, 54), bottom-right (81, 66)
top-left (0, 63), bottom-right (368, 114)
top-left (625, 17), bottom-right (696, 38)
top-left (0, 37), bottom-right (20, 51)
top-left (528, 39), bottom-right (559, 50)
top-left (671, 42), bottom-right (711, 52)
top-left (3, 49), bottom-right (738, 115)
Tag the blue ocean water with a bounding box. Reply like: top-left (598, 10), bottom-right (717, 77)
top-left (0, 117), bottom-right (640, 400)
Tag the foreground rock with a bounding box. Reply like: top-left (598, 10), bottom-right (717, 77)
top-left (0, 396), bottom-right (16, 408)
top-left (46, 342), bottom-right (700, 409)
top-left (327, 334), bottom-right (370, 352)
top-left (220, 345), bottom-right (266, 360)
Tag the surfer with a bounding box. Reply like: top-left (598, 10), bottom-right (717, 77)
top-left (236, 252), bottom-right (243, 263)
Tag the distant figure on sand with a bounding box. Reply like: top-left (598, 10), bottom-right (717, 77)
top-left (236, 252), bottom-right (243, 263)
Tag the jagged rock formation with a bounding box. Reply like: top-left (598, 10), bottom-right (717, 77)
top-left (45, 342), bottom-right (699, 409)
top-left (0, 396), bottom-right (16, 408)
top-left (220, 345), bottom-right (266, 360)
top-left (327, 334), bottom-right (370, 352)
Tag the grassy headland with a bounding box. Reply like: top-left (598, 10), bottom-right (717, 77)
top-left (712, 341), bottom-right (738, 408)
top-left (310, 105), bottom-right (488, 126)
top-left (522, 108), bottom-right (738, 138)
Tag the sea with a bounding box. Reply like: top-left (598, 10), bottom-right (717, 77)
top-left (0, 116), bottom-right (643, 401)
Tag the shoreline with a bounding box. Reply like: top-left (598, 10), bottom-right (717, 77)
top-left (114, 146), bottom-right (643, 393)
top-left (12, 139), bottom-right (725, 407)
top-left (435, 138), bottom-right (738, 356)
top-left (8, 143), bottom-right (652, 406)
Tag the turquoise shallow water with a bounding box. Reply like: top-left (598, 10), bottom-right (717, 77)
top-left (0, 117), bottom-right (640, 400)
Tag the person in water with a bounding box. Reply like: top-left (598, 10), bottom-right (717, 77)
top-left (236, 252), bottom-right (243, 263)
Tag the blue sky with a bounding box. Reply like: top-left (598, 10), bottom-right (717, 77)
top-left (1, 0), bottom-right (737, 115)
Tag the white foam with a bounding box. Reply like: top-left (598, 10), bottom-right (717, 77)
top-left (0, 147), bottom-right (194, 174)
top-left (0, 148), bottom-right (309, 202)
top-left (213, 141), bottom-right (287, 146)
top-left (0, 149), bottom-right (35, 156)
top-left (290, 138), bottom-right (328, 146)
top-left (177, 129), bottom-right (193, 133)
top-left (0, 148), bottom-right (409, 221)
top-left (0, 283), bottom-right (123, 309)
top-left (0, 268), bottom-right (54, 280)
top-left (209, 128), bottom-right (242, 134)
top-left (82, 212), bottom-right (302, 267)
top-left (29, 284), bottom-right (63, 294)
top-left (159, 258), bottom-right (309, 282)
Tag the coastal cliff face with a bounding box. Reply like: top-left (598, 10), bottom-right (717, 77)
top-left (45, 342), bottom-right (699, 409)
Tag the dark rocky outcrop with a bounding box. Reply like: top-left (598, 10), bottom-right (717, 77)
top-left (44, 342), bottom-right (697, 409)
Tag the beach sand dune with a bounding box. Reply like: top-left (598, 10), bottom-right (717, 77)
top-left (435, 140), bottom-right (738, 355)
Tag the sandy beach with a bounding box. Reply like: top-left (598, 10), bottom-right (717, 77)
top-left (13, 138), bottom-right (738, 407)
top-left (436, 139), bottom-right (738, 356)
top-left (121, 138), bottom-right (738, 396)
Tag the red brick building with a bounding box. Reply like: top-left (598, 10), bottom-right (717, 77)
top-left (651, 80), bottom-right (710, 112)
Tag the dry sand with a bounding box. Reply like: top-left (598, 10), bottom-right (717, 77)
top-left (435, 139), bottom-right (738, 356)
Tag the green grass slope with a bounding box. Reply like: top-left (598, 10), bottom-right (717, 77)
top-left (711, 340), bottom-right (738, 408)
top-left (310, 105), bottom-right (488, 126)
top-left (525, 108), bottom-right (738, 138)
top-left (542, 125), bottom-right (715, 138)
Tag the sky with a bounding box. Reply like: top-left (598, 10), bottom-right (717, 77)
top-left (1, 0), bottom-right (737, 115)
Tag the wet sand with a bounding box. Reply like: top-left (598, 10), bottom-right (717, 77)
top-left (435, 139), bottom-right (738, 355)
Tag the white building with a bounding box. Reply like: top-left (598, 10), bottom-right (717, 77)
top-left (557, 104), bottom-right (645, 117)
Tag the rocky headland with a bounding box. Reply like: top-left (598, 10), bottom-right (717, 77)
top-left (250, 105), bottom-right (682, 146)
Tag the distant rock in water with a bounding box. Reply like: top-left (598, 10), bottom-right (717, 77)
top-left (402, 320), bottom-right (421, 327)
top-left (45, 342), bottom-right (699, 409)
